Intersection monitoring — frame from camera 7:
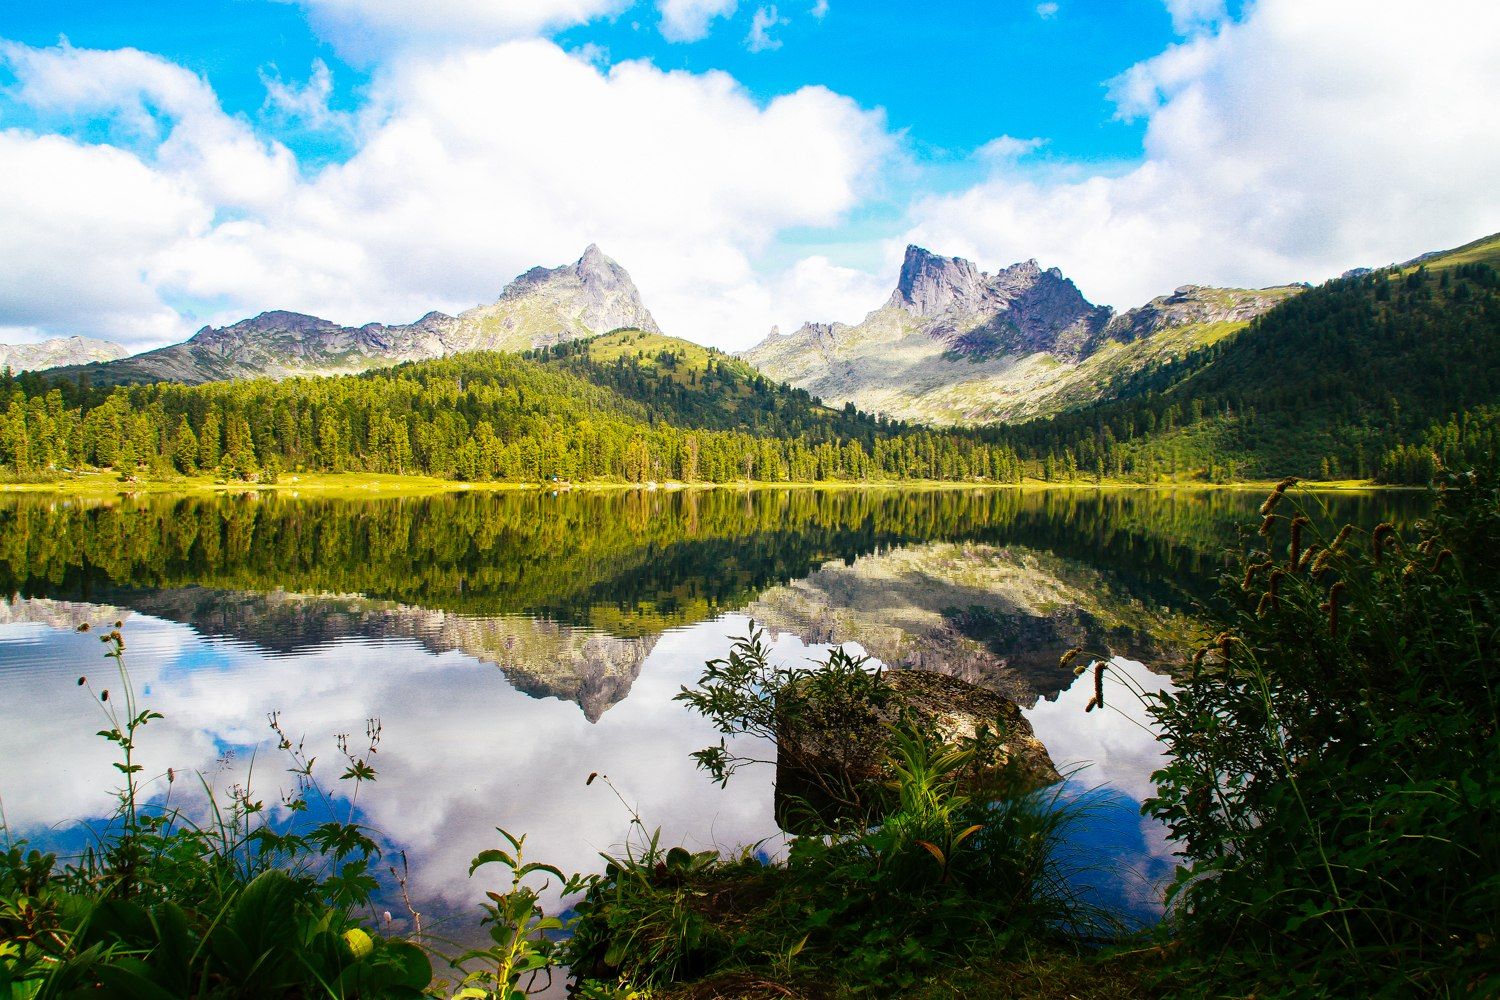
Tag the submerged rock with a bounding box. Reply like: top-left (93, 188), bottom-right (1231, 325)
top-left (774, 668), bottom-right (1062, 832)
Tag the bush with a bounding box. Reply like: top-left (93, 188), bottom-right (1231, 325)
top-left (1144, 471), bottom-right (1500, 996)
top-left (564, 635), bottom-right (1096, 994)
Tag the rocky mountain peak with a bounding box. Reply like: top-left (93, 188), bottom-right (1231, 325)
top-left (889, 245), bottom-right (989, 317)
top-left (0, 336), bottom-right (127, 373)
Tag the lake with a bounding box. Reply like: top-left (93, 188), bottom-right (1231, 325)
top-left (0, 485), bottom-right (1427, 943)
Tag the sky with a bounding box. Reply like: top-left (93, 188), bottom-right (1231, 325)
top-left (0, 0), bottom-right (1497, 352)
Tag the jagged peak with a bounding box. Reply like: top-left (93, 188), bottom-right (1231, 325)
top-left (890, 245), bottom-right (988, 317)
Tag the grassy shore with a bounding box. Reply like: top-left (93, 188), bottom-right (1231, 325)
top-left (0, 469), bottom-right (1404, 499)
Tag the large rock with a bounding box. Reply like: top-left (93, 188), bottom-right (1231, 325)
top-left (774, 668), bottom-right (1061, 832)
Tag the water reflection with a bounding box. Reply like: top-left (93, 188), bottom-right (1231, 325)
top-left (0, 487), bottom-right (1427, 930)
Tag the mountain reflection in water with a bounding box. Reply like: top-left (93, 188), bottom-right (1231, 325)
top-left (0, 487), bottom-right (1427, 930)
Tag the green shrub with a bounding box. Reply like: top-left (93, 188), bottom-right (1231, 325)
top-left (1145, 471), bottom-right (1500, 996)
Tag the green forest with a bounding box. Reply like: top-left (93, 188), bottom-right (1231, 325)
top-left (0, 334), bottom-right (1024, 486)
top-left (992, 262), bottom-right (1500, 482)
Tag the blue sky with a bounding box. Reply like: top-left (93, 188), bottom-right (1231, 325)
top-left (3, 1), bottom-right (1178, 171)
top-left (0, 0), bottom-right (1495, 350)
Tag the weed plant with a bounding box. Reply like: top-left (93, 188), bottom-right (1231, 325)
top-left (1142, 470), bottom-right (1500, 996)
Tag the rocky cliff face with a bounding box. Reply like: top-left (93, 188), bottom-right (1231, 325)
top-left (0, 337), bottom-right (126, 372)
top-left (52, 246), bottom-right (660, 386)
top-left (740, 246), bottom-right (1301, 426)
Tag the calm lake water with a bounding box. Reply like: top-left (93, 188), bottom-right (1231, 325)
top-left (0, 486), bottom-right (1427, 940)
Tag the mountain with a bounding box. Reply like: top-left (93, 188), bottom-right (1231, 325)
top-left (53, 245), bottom-right (659, 386)
top-left (995, 232), bottom-right (1500, 481)
top-left (741, 245), bottom-right (1301, 426)
top-left (0, 336), bottom-right (126, 372)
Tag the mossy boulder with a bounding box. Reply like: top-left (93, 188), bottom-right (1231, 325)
top-left (774, 668), bottom-right (1062, 832)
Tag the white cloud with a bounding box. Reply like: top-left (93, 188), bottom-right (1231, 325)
top-left (747, 5), bottom-right (789, 52)
top-left (281, 0), bottom-right (630, 61)
top-left (658, 0), bottom-right (739, 43)
top-left (1036, 2), bottom-right (1059, 20)
top-left (975, 134), bottom-right (1046, 165)
top-left (261, 59), bottom-right (353, 136)
top-left (0, 38), bottom-right (893, 349)
top-left (905, 0), bottom-right (1500, 309)
top-left (1162, 0), bottom-right (1226, 35)
top-left (810, 0), bottom-right (830, 19)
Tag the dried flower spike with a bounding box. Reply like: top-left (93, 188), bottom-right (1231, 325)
top-left (1288, 517), bottom-right (1311, 570)
top-left (1327, 581), bottom-right (1346, 637)
top-left (1058, 646), bottom-right (1084, 670)
top-left (1094, 663), bottom-right (1106, 710)
top-left (1372, 523), bottom-right (1398, 564)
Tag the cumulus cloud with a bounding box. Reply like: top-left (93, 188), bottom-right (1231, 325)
top-left (261, 60), bottom-right (353, 136)
top-left (1162, 0), bottom-right (1226, 35)
top-left (658, 0), bottom-right (739, 43)
top-left (747, 5), bottom-right (789, 52)
top-left (904, 0), bottom-right (1500, 309)
top-left (810, 0), bottom-right (830, 19)
top-left (0, 38), bottom-right (892, 349)
top-left (281, 0), bottom-right (630, 61)
top-left (1036, 2), bottom-right (1059, 20)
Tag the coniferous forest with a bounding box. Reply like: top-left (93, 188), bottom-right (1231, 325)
top-left (0, 335), bottom-right (1026, 485)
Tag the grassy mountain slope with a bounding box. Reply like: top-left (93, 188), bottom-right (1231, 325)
top-left (996, 236), bottom-right (1500, 480)
top-left (528, 329), bottom-right (892, 439)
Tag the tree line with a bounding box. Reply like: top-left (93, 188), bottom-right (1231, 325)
top-left (0, 350), bottom-right (1026, 485)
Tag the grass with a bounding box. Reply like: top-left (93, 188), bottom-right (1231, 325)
top-left (1406, 230), bottom-right (1500, 271)
top-left (0, 467), bottom-right (1405, 499)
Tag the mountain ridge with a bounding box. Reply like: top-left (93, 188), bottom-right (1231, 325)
top-left (52, 245), bottom-right (659, 386)
top-left (0, 336), bottom-right (127, 373)
top-left (741, 244), bottom-right (1301, 426)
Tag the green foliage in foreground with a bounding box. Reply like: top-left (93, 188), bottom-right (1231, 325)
top-left (1142, 470), bottom-right (1500, 996)
top-left (559, 633), bottom-right (1099, 995)
top-left (0, 630), bottom-right (436, 998)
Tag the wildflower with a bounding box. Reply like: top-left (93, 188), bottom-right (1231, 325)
top-left (1085, 696), bottom-right (1098, 713)
top-left (1429, 548), bottom-right (1453, 573)
top-left (100, 689), bottom-right (110, 702)
top-left (75, 622), bottom-right (90, 632)
top-left (1258, 514), bottom-right (1276, 537)
top-left (1328, 525), bottom-right (1353, 553)
top-left (77, 676), bottom-right (86, 686)
top-left (1256, 594), bottom-right (1274, 618)
top-left (1094, 663), bottom-right (1106, 710)
top-left (167, 767), bottom-right (176, 783)
top-left (1058, 646), bottom-right (1084, 670)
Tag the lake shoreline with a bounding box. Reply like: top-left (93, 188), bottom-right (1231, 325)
top-left (0, 469), bottom-right (1414, 499)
